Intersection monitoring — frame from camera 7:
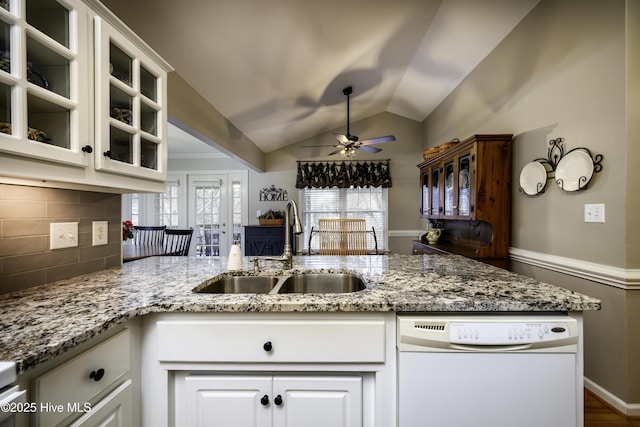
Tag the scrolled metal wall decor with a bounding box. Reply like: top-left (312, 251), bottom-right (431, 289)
top-left (519, 138), bottom-right (603, 196)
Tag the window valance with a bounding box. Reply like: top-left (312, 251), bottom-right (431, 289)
top-left (295, 160), bottom-right (392, 189)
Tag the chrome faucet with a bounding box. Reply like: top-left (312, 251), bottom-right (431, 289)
top-left (265, 199), bottom-right (303, 269)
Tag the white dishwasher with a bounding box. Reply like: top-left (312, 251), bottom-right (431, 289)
top-left (397, 314), bottom-right (582, 427)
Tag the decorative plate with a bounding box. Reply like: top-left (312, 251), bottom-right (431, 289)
top-left (519, 161), bottom-right (547, 195)
top-left (555, 149), bottom-right (594, 191)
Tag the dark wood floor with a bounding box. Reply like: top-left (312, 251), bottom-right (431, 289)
top-left (585, 389), bottom-right (640, 427)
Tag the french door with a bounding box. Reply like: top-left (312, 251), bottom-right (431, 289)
top-left (188, 173), bottom-right (246, 257)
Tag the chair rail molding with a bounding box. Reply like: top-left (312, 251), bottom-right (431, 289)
top-left (389, 230), bottom-right (424, 237)
top-left (509, 247), bottom-right (640, 290)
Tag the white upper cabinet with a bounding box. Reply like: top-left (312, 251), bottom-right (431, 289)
top-left (0, 0), bottom-right (90, 167)
top-left (94, 15), bottom-right (167, 182)
top-left (0, 0), bottom-right (172, 193)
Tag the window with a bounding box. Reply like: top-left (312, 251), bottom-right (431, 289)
top-left (130, 193), bottom-right (139, 226)
top-left (155, 181), bottom-right (180, 227)
top-left (299, 186), bottom-right (388, 253)
top-left (231, 180), bottom-right (242, 243)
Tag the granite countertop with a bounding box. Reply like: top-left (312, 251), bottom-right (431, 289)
top-left (0, 254), bottom-right (600, 374)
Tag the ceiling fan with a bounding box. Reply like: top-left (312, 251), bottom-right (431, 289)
top-left (307, 86), bottom-right (396, 157)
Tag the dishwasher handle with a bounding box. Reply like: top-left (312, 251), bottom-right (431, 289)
top-left (399, 334), bottom-right (579, 352)
top-left (450, 343), bottom-right (532, 352)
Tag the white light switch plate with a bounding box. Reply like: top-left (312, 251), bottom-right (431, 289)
top-left (584, 203), bottom-right (605, 223)
top-left (92, 221), bottom-right (108, 246)
top-left (50, 222), bottom-right (78, 250)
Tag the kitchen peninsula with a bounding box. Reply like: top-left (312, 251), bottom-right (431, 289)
top-left (0, 255), bottom-right (600, 427)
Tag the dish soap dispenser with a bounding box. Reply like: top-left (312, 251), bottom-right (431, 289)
top-left (227, 240), bottom-right (243, 271)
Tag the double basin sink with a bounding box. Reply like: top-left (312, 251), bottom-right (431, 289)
top-left (195, 273), bottom-right (366, 295)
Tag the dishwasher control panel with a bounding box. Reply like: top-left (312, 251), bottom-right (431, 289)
top-left (397, 315), bottom-right (579, 351)
top-left (449, 321), bottom-right (572, 345)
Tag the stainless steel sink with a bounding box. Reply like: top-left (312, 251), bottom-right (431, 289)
top-left (278, 273), bottom-right (366, 294)
top-left (197, 276), bottom-right (279, 294)
top-left (195, 273), bottom-right (366, 294)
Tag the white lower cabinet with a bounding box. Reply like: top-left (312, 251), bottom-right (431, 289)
top-left (179, 374), bottom-right (362, 427)
top-left (142, 312), bottom-right (397, 427)
top-left (32, 328), bottom-right (136, 427)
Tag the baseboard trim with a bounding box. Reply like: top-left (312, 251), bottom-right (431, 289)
top-left (585, 377), bottom-right (640, 417)
top-left (509, 247), bottom-right (640, 290)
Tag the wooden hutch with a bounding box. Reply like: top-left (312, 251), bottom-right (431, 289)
top-left (413, 134), bottom-right (512, 269)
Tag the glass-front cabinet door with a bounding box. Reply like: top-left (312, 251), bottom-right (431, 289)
top-left (443, 160), bottom-right (456, 217)
top-left (0, 0), bottom-right (90, 167)
top-left (94, 16), bottom-right (166, 181)
top-left (430, 166), bottom-right (441, 217)
top-left (457, 153), bottom-right (473, 217)
top-left (420, 168), bottom-right (429, 218)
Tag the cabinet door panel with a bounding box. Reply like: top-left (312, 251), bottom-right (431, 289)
top-left (443, 161), bottom-right (456, 217)
top-left (457, 153), bottom-right (472, 217)
top-left (36, 329), bottom-right (131, 427)
top-left (0, 0), bottom-right (89, 168)
top-left (94, 16), bottom-right (166, 182)
top-left (430, 167), bottom-right (441, 216)
top-left (68, 380), bottom-right (133, 427)
top-left (244, 226), bottom-right (288, 256)
top-left (420, 169), bottom-right (429, 218)
top-left (273, 376), bottom-right (363, 427)
top-left (183, 376), bottom-right (271, 427)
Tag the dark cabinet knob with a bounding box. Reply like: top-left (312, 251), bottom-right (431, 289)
top-left (274, 395), bottom-right (283, 406)
top-left (89, 368), bottom-right (105, 382)
top-left (81, 145), bottom-right (93, 153)
top-left (263, 341), bottom-right (272, 352)
top-left (260, 395), bottom-right (269, 406)
top-left (103, 150), bottom-right (112, 158)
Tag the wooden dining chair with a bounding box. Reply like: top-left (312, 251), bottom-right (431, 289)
top-left (162, 228), bottom-right (194, 256)
top-left (133, 225), bottom-right (166, 246)
top-left (318, 219), bottom-right (368, 255)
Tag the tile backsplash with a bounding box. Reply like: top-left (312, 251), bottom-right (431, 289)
top-left (0, 184), bottom-right (121, 294)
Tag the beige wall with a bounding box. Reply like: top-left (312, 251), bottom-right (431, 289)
top-left (0, 184), bottom-right (122, 293)
top-left (425, 0), bottom-right (626, 266)
top-left (626, 0), bottom-right (640, 267)
top-left (423, 0), bottom-right (639, 405)
top-left (167, 73), bottom-right (266, 172)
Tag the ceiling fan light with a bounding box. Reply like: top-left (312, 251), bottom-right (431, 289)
top-left (339, 146), bottom-right (358, 157)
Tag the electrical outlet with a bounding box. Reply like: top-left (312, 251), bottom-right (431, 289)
top-left (50, 222), bottom-right (78, 250)
top-left (584, 204), bottom-right (605, 223)
top-left (92, 221), bottom-right (108, 246)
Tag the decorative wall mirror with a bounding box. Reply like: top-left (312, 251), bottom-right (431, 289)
top-left (519, 138), bottom-right (603, 196)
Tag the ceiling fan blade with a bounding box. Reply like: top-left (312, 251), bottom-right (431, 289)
top-left (332, 133), bottom-right (349, 144)
top-left (301, 145), bottom-right (335, 148)
top-left (357, 145), bottom-right (383, 153)
top-left (327, 148), bottom-right (344, 156)
top-left (359, 135), bottom-right (396, 145)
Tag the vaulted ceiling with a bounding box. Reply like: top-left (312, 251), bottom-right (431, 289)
top-left (101, 0), bottom-right (540, 153)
